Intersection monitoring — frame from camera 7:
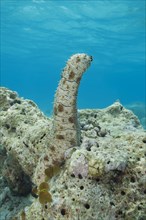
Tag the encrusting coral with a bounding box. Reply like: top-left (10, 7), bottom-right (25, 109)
top-left (0, 54), bottom-right (146, 220)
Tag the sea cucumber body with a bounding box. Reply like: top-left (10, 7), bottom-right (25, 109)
top-left (52, 54), bottom-right (92, 152)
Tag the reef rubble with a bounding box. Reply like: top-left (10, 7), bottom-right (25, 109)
top-left (0, 54), bottom-right (146, 220)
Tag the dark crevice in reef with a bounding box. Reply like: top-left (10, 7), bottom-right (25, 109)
top-left (0, 147), bottom-right (33, 220)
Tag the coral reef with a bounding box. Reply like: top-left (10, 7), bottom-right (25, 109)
top-left (0, 87), bottom-right (52, 178)
top-left (0, 54), bottom-right (146, 220)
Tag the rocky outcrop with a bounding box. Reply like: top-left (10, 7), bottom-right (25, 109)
top-left (0, 87), bottom-right (52, 178)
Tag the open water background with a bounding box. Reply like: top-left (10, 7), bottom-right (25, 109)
top-left (0, 0), bottom-right (145, 121)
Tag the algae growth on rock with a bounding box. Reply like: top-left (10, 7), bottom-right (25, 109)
top-left (0, 54), bottom-right (146, 220)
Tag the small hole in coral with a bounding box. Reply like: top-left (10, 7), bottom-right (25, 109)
top-left (86, 146), bottom-right (91, 151)
top-left (84, 203), bottom-right (90, 209)
top-left (72, 198), bottom-right (75, 201)
top-left (138, 206), bottom-right (142, 210)
top-left (45, 204), bottom-right (48, 209)
top-left (130, 176), bottom-right (136, 183)
top-left (96, 143), bottom-right (99, 148)
top-left (96, 178), bottom-right (100, 182)
top-left (5, 124), bottom-right (10, 129)
top-left (61, 209), bottom-right (66, 216)
top-left (143, 189), bottom-right (146, 194)
top-left (71, 174), bottom-right (75, 178)
top-left (11, 127), bottom-right (16, 132)
top-left (107, 161), bottom-right (110, 164)
top-left (117, 210), bottom-right (122, 215)
top-left (110, 202), bottom-right (115, 206)
top-left (78, 174), bottom-right (83, 179)
top-left (142, 137), bottom-right (146, 143)
top-left (80, 186), bottom-right (84, 190)
top-left (121, 191), bottom-right (126, 195)
top-left (64, 185), bottom-right (68, 189)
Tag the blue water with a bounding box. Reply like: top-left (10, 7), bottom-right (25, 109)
top-left (0, 0), bottom-right (145, 116)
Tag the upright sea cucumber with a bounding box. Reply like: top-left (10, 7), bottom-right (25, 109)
top-left (33, 54), bottom-right (92, 183)
top-left (53, 54), bottom-right (92, 148)
top-left (52, 54), bottom-right (92, 151)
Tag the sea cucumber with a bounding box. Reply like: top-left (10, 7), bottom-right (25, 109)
top-left (51, 53), bottom-right (92, 155)
top-left (33, 54), bottom-right (92, 183)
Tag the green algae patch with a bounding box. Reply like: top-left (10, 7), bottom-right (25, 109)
top-left (32, 182), bottom-right (52, 204)
top-left (39, 191), bottom-right (52, 204)
top-left (39, 182), bottom-right (49, 191)
top-left (45, 165), bottom-right (60, 180)
top-left (20, 210), bottom-right (26, 220)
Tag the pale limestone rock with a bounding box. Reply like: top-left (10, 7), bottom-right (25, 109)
top-left (0, 87), bottom-right (52, 178)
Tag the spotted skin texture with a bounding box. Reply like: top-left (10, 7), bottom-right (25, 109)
top-left (52, 54), bottom-right (92, 150)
